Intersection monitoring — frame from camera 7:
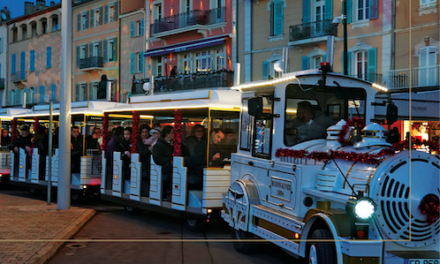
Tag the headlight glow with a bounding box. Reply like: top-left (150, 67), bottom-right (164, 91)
top-left (355, 199), bottom-right (375, 219)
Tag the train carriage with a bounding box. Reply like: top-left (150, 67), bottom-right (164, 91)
top-left (99, 89), bottom-right (241, 230)
top-left (221, 68), bottom-right (440, 263)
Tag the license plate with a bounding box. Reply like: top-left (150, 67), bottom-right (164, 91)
top-left (406, 260), bottom-right (440, 264)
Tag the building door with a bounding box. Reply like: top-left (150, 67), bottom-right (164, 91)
top-left (312, 0), bottom-right (325, 37)
top-left (418, 46), bottom-right (437, 87)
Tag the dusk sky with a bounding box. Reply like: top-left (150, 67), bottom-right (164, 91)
top-left (5, 0), bottom-right (61, 18)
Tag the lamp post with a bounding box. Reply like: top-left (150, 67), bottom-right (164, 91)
top-left (342, 0), bottom-right (348, 76)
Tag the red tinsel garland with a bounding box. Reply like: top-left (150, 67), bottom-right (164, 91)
top-left (11, 118), bottom-right (18, 141)
top-left (131, 111), bottom-right (140, 153)
top-left (337, 117), bottom-right (365, 146)
top-left (33, 117), bottom-right (39, 133)
top-left (101, 113), bottom-right (109, 151)
top-left (419, 194), bottom-right (440, 225)
top-left (173, 109), bottom-right (183, 156)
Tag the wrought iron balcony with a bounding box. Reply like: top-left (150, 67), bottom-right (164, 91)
top-left (79, 56), bottom-right (104, 70)
top-left (350, 73), bottom-right (383, 84)
top-left (289, 19), bottom-right (337, 42)
top-left (387, 65), bottom-right (439, 89)
top-left (151, 7), bottom-right (226, 35)
top-left (10, 71), bottom-right (26, 83)
top-left (0, 78), bottom-right (4, 89)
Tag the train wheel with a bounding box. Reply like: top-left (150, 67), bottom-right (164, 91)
top-left (231, 228), bottom-right (259, 254)
top-left (28, 188), bottom-right (40, 195)
top-left (307, 229), bottom-right (336, 264)
top-left (124, 205), bottom-right (140, 215)
top-left (185, 219), bottom-right (206, 232)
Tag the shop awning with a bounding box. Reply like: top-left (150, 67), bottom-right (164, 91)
top-left (144, 36), bottom-right (227, 57)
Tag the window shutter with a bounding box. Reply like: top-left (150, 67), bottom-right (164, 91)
top-left (84, 83), bottom-right (88, 101)
top-left (301, 56), bottom-right (310, 70)
top-left (98, 41), bottom-right (102, 57)
top-left (11, 54), bottom-right (16, 74)
top-left (324, 0), bottom-right (333, 20)
top-left (89, 82), bottom-right (94, 100)
top-left (105, 5), bottom-right (109, 24)
top-left (343, 51), bottom-right (352, 75)
top-left (131, 53), bottom-right (135, 74)
top-left (141, 19), bottom-right (144, 36)
top-left (76, 84), bottom-right (80, 101)
top-left (270, 3), bottom-right (274, 36)
top-left (8, 90), bottom-right (12, 106)
top-left (47, 47), bottom-right (52, 68)
top-left (85, 12), bottom-right (88, 29)
top-left (103, 39), bottom-right (108, 62)
top-left (20, 52), bottom-right (25, 80)
top-left (99, 7), bottom-right (103, 25)
top-left (347, 0), bottom-right (352, 23)
top-left (367, 48), bottom-right (377, 82)
top-left (262, 61), bottom-right (269, 80)
top-left (39, 86), bottom-right (45, 103)
top-left (369, 0), bottom-right (378, 19)
top-left (51, 84), bottom-right (56, 101)
top-left (273, 1), bottom-right (284, 36)
top-left (140, 54), bottom-right (144, 72)
top-left (131, 22), bottom-right (135, 37)
top-left (112, 38), bottom-right (117, 61)
top-left (30, 50), bottom-right (35, 71)
top-left (90, 10), bottom-right (94, 28)
top-left (76, 46), bottom-right (80, 67)
top-left (303, 0), bottom-right (310, 23)
top-left (89, 43), bottom-right (93, 57)
top-left (114, 2), bottom-right (118, 21)
top-left (85, 44), bottom-right (88, 58)
top-left (77, 13), bottom-right (81, 31)
top-left (323, 54), bottom-right (327, 62)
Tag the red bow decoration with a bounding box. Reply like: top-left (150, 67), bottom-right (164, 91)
top-left (419, 194), bottom-right (440, 225)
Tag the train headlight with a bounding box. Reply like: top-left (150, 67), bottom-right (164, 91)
top-left (346, 197), bottom-right (376, 220)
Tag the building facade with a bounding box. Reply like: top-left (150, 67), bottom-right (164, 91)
top-left (144, 0), bottom-right (236, 93)
top-left (0, 15), bottom-right (9, 107)
top-left (6, 1), bottom-right (61, 107)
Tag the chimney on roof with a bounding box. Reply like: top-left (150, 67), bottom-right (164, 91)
top-left (24, 1), bottom-right (35, 15)
top-left (0, 6), bottom-right (11, 21)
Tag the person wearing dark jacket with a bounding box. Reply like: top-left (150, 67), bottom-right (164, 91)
top-left (86, 127), bottom-right (102, 151)
top-left (184, 138), bottom-right (207, 190)
top-left (183, 124), bottom-right (206, 156)
top-left (152, 125), bottom-right (174, 200)
top-left (1, 129), bottom-right (11, 148)
top-left (136, 124), bottom-right (151, 196)
top-left (119, 127), bottom-right (132, 181)
top-left (208, 129), bottom-right (225, 167)
top-left (105, 126), bottom-right (124, 189)
top-left (32, 126), bottom-right (48, 180)
top-left (9, 125), bottom-right (33, 178)
top-left (71, 126), bottom-right (83, 174)
top-left (97, 75), bottom-right (108, 100)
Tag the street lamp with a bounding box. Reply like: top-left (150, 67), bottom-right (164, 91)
top-left (332, 0), bottom-right (348, 76)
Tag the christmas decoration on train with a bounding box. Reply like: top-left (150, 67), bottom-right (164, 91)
top-left (419, 194), bottom-right (440, 225)
top-left (11, 118), bottom-right (18, 141)
top-left (33, 117), bottom-right (39, 133)
top-left (131, 111), bottom-right (140, 153)
top-left (101, 113), bottom-right (109, 151)
top-left (338, 117), bottom-right (365, 146)
top-left (173, 109), bottom-right (183, 156)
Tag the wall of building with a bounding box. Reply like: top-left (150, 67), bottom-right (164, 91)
top-left (0, 24), bottom-right (8, 107)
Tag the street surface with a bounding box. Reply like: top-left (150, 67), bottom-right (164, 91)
top-left (1, 186), bottom-right (295, 264)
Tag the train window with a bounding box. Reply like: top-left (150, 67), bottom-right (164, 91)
top-left (240, 98), bottom-right (253, 151)
top-left (284, 84), bottom-right (366, 147)
top-left (252, 94), bottom-right (274, 159)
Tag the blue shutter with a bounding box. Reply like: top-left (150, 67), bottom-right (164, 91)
top-left (77, 13), bottom-right (81, 31)
top-left (84, 83), bottom-right (88, 101)
top-left (76, 46), bottom-right (80, 67)
top-left (262, 61), bottom-right (269, 80)
top-left (8, 90), bottom-right (12, 106)
top-left (90, 10), bottom-right (94, 28)
top-left (85, 12), bottom-right (88, 29)
top-left (114, 2), bottom-right (118, 21)
top-left (270, 3), bottom-right (274, 36)
top-left (131, 53), bottom-right (135, 74)
top-left (103, 39), bottom-right (108, 62)
top-left (131, 22), bottom-right (135, 37)
top-left (141, 19), bottom-right (144, 36)
top-left (273, 1), bottom-right (284, 36)
top-left (76, 84), bottom-right (80, 101)
top-left (303, 0), bottom-right (310, 23)
top-left (368, 48), bottom-right (377, 82)
top-left (99, 7), bottom-right (103, 25)
top-left (347, 0), bottom-right (352, 23)
top-left (98, 41), bottom-right (102, 57)
top-left (140, 54), bottom-right (143, 72)
top-left (324, 0), bottom-right (333, 20)
top-left (89, 43), bottom-right (93, 57)
top-left (11, 54), bottom-right (16, 74)
top-left (46, 47), bottom-right (52, 68)
top-left (343, 51), bottom-right (351, 75)
top-left (301, 56), bottom-right (310, 70)
top-left (89, 82), bottom-right (94, 100)
top-left (51, 84), bottom-right (56, 101)
top-left (39, 86), bottom-right (45, 103)
top-left (323, 54), bottom-right (327, 62)
top-left (112, 38), bottom-right (117, 61)
top-left (105, 5), bottom-right (109, 24)
top-left (369, 0), bottom-right (378, 19)
top-left (30, 50), bottom-right (35, 72)
top-left (20, 52), bottom-right (25, 80)
top-left (85, 44), bottom-right (88, 58)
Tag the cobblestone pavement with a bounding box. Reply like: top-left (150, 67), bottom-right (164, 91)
top-left (0, 192), bottom-right (95, 264)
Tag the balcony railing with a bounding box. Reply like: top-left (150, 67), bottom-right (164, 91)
top-left (350, 73), bottom-right (383, 84)
top-left (387, 65), bottom-right (439, 89)
top-left (79, 56), bottom-right (104, 70)
top-left (132, 71), bottom-right (234, 95)
top-left (0, 78), bottom-right (4, 89)
top-left (11, 72), bottom-right (26, 82)
top-left (289, 19), bottom-right (337, 42)
top-left (151, 7), bottom-right (226, 35)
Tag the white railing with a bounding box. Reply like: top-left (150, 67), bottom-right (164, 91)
top-left (387, 65), bottom-right (439, 89)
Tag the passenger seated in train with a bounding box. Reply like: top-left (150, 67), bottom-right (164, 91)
top-left (32, 126), bottom-right (48, 180)
top-left (119, 127), bottom-right (132, 181)
top-left (145, 126), bottom-right (161, 149)
top-left (2, 129), bottom-right (11, 148)
top-left (136, 124), bottom-right (151, 197)
top-left (86, 127), bottom-right (102, 152)
top-left (222, 128), bottom-right (237, 161)
top-left (152, 125), bottom-right (174, 200)
top-left (209, 129), bottom-right (226, 167)
top-left (105, 126), bottom-right (124, 188)
top-left (285, 101), bottom-right (336, 145)
top-left (184, 127), bottom-right (207, 190)
top-left (183, 124), bottom-right (206, 156)
top-left (71, 126), bottom-right (83, 173)
top-left (9, 125), bottom-right (33, 176)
